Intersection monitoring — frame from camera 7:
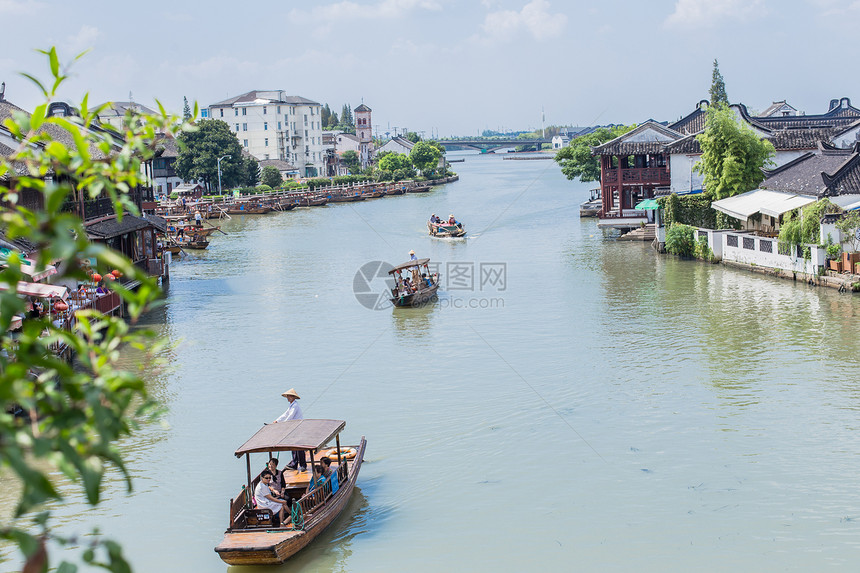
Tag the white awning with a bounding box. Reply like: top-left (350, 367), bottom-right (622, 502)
top-left (711, 189), bottom-right (816, 222)
top-left (0, 281), bottom-right (69, 300)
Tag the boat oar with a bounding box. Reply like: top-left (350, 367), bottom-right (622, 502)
top-left (203, 219), bottom-right (228, 235)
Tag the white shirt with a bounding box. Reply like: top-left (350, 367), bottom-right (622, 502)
top-left (254, 481), bottom-right (281, 513)
top-left (275, 400), bottom-right (303, 423)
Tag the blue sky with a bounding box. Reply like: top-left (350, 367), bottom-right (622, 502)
top-left (1, 0), bottom-right (858, 136)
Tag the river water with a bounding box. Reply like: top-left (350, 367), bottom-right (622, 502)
top-left (4, 152), bottom-right (860, 571)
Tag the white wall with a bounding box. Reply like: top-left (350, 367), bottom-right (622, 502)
top-left (718, 231), bottom-right (825, 274)
top-left (832, 124), bottom-right (860, 149)
top-left (669, 153), bottom-right (705, 193)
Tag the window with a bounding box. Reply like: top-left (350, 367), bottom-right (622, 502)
top-left (310, 108), bottom-right (314, 115)
top-left (243, 123), bottom-right (247, 131)
top-left (278, 121), bottom-right (282, 130)
top-left (220, 108), bottom-right (224, 117)
top-left (264, 122), bottom-right (268, 131)
top-left (263, 106), bottom-right (267, 115)
top-left (304, 115), bottom-right (308, 126)
top-left (265, 138), bottom-right (269, 147)
top-left (242, 108), bottom-right (247, 115)
top-left (235, 108), bottom-right (238, 116)
top-left (235, 124), bottom-right (239, 131)
top-left (243, 139), bottom-right (248, 147)
top-left (305, 130), bottom-right (308, 138)
top-left (277, 106), bottom-right (281, 114)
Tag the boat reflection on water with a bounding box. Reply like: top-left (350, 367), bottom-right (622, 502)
top-left (391, 303), bottom-right (437, 341)
top-left (227, 488), bottom-right (372, 573)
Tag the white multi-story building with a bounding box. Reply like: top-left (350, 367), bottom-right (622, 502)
top-left (208, 90), bottom-right (324, 177)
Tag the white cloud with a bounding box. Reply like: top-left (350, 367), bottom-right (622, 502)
top-left (0, 0), bottom-right (43, 15)
top-left (291, 0), bottom-right (442, 21)
top-left (481, 0), bottom-right (567, 42)
top-left (64, 25), bottom-right (100, 56)
top-left (665, 0), bottom-right (767, 28)
top-left (808, 0), bottom-right (860, 18)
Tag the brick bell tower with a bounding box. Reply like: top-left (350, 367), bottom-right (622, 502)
top-left (354, 102), bottom-right (372, 169)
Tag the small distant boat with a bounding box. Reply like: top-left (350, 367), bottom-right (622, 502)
top-left (298, 196), bottom-right (328, 207)
top-left (580, 188), bottom-right (602, 218)
top-left (406, 185), bottom-right (430, 193)
top-left (361, 189), bottom-right (385, 199)
top-left (388, 258), bottom-right (440, 307)
top-left (328, 193), bottom-right (364, 203)
top-left (225, 203), bottom-right (272, 214)
top-left (429, 220), bottom-right (466, 238)
top-left (214, 419), bottom-right (366, 565)
top-left (275, 202), bottom-right (298, 211)
top-left (384, 186), bottom-right (406, 196)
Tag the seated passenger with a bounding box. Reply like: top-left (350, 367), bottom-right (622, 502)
top-left (255, 470), bottom-right (290, 526)
top-left (307, 464), bottom-right (325, 493)
top-left (265, 458), bottom-right (289, 503)
top-left (320, 456), bottom-right (339, 494)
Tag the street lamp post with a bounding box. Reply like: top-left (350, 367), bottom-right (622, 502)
top-left (217, 154), bottom-right (231, 195)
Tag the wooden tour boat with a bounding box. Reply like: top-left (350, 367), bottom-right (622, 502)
top-left (428, 220), bottom-right (466, 238)
top-left (384, 186), bottom-right (406, 196)
top-left (580, 188), bottom-right (602, 218)
top-left (406, 184), bottom-right (431, 193)
top-left (327, 193), bottom-right (364, 203)
top-left (215, 419), bottom-right (366, 565)
top-left (388, 258), bottom-right (440, 307)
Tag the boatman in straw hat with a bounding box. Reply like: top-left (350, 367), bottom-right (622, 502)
top-left (274, 388), bottom-right (307, 472)
top-left (409, 249), bottom-right (417, 260)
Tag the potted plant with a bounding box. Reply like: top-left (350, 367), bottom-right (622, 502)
top-left (827, 243), bottom-right (842, 271)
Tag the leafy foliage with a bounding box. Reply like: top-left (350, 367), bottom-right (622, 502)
top-left (554, 125), bottom-right (636, 182)
top-left (409, 141), bottom-right (442, 176)
top-left (695, 105), bottom-right (774, 201)
top-left (174, 119), bottom-right (246, 190)
top-left (665, 223), bottom-right (697, 257)
top-left (710, 59), bottom-right (729, 107)
top-left (777, 198), bottom-right (838, 247)
top-left (340, 150), bottom-right (360, 174)
top-left (0, 48), bottom-right (178, 572)
top-left (835, 209), bottom-right (860, 252)
top-left (260, 165), bottom-right (283, 188)
top-left (659, 192), bottom-right (718, 229)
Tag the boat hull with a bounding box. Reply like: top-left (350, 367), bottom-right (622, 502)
top-left (215, 438), bottom-right (367, 565)
top-left (429, 222), bottom-right (466, 238)
top-left (390, 284), bottom-right (439, 307)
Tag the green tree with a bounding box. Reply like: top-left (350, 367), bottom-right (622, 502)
top-left (243, 155), bottom-right (261, 186)
top-left (261, 165), bottom-right (283, 188)
top-left (0, 48), bottom-right (179, 572)
top-left (174, 119), bottom-right (245, 190)
top-left (340, 150), bottom-right (360, 174)
top-left (710, 59), bottom-right (729, 107)
top-left (405, 131), bottom-right (420, 143)
top-left (377, 152), bottom-right (414, 180)
top-left (695, 105), bottom-right (774, 204)
top-left (182, 96), bottom-right (192, 121)
top-left (554, 125), bottom-right (635, 182)
top-left (321, 104), bottom-right (331, 129)
top-left (409, 141), bottom-right (442, 176)
top-left (341, 104), bottom-right (353, 127)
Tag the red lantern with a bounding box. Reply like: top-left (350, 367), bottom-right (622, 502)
top-left (53, 300), bottom-right (69, 312)
top-left (111, 269), bottom-right (122, 278)
top-left (91, 273), bottom-right (102, 282)
top-left (105, 274), bottom-right (115, 281)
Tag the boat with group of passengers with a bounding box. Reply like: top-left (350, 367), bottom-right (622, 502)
top-left (388, 258), bottom-right (440, 307)
top-left (215, 419), bottom-right (366, 565)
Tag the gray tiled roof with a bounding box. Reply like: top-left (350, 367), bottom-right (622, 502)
top-left (760, 147), bottom-right (859, 196)
top-left (591, 121), bottom-right (681, 156)
top-left (354, 104), bottom-right (371, 112)
top-left (95, 101), bottom-right (158, 117)
top-left (154, 134), bottom-right (180, 158)
top-left (668, 106), bottom-right (707, 135)
top-left (210, 90), bottom-right (320, 107)
top-left (259, 158), bottom-right (296, 171)
top-left (85, 214), bottom-right (153, 239)
top-left (765, 127), bottom-right (835, 150)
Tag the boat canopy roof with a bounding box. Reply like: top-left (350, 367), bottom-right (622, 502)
top-left (388, 258), bottom-right (430, 273)
top-left (234, 419), bottom-right (346, 457)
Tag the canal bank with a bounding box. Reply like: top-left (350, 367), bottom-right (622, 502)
top-left (4, 151), bottom-right (860, 572)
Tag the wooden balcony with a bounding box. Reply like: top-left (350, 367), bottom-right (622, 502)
top-left (602, 168), bottom-right (670, 186)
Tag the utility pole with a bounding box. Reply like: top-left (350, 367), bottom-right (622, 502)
top-left (218, 154), bottom-right (231, 195)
